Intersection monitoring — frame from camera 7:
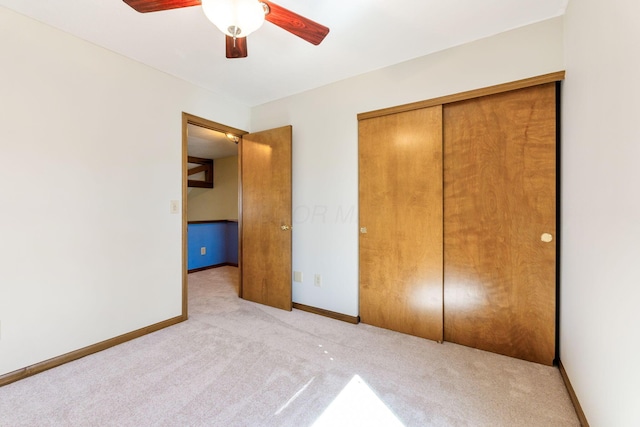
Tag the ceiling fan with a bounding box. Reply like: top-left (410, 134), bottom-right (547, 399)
top-left (122, 0), bottom-right (330, 58)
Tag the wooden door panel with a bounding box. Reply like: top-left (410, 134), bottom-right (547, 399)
top-left (241, 126), bottom-right (292, 311)
top-left (443, 83), bottom-right (556, 364)
top-left (359, 106), bottom-right (443, 341)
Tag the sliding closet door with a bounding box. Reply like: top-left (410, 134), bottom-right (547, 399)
top-left (443, 83), bottom-right (557, 365)
top-left (359, 106), bottom-right (443, 342)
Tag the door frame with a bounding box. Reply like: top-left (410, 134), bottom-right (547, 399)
top-left (181, 112), bottom-right (247, 319)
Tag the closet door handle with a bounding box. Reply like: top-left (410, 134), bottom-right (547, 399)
top-left (360, 227), bottom-right (367, 234)
top-left (541, 233), bottom-right (553, 243)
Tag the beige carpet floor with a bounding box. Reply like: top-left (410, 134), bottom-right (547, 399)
top-left (0, 266), bottom-right (579, 426)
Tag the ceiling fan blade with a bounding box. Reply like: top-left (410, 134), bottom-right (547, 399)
top-left (262, 1), bottom-right (329, 45)
top-left (123, 0), bottom-right (201, 13)
top-left (226, 36), bottom-right (248, 58)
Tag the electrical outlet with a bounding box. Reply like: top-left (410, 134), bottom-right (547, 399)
top-left (294, 271), bottom-right (303, 283)
top-left (200, 247), bottom-right (206, 255)
top-left (314, 274), bottom-right (322, 287)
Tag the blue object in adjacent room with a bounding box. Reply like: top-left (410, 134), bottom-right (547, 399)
top-left (187, 221), bottom-right (238, 271)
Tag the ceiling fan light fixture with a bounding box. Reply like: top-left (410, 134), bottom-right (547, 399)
top-left (202, 0), bottom-right (266, 38)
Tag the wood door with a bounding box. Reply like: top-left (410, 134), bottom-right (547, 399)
top-left (241, 126), bottom-right (292, 311)
top-left (443, 83), bottom-right (557, 365)
top-left (359, 106), bottom-right (443, 341)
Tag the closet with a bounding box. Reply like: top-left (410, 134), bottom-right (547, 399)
top-left (358, 73), bottom-right (561, 365)
top-left (359, 105), bottom-right (444, 342)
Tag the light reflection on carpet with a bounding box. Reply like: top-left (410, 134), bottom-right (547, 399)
top-left (275, 377), bottom-right (316, 416)
top-left (312, 375), bottom-right (405, 427)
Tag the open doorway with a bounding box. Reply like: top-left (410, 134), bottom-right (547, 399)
top-left (182, 113), bottom-right (294, 318)
top-left (181, 113), bottom-right (247, 318)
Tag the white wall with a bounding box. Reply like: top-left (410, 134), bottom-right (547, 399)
top-left (188, 156), bottom-right (239, 221)
top-left (0, 7), bottom-right (249, 376)
top-left (562, 0), bottom-right (640, 425)
top-left (251, 18), bottom-right (565, 317)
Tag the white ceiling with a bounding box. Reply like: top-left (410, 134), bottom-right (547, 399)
top-left (187, 123), bottom-right (238, 160)
top-left (0, 0), bottom-right (568, 107)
